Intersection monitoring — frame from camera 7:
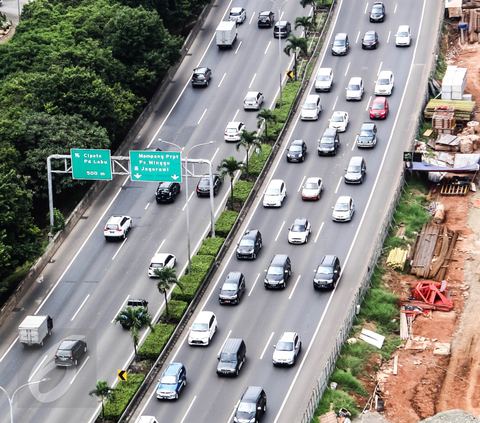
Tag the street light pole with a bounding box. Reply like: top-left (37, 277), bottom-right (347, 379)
top-left (0, 378), bottom-right (49, 423)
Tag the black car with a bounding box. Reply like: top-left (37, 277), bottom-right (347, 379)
top-left (286, 139), bottom-right (307, 163)
top-left (362, 31), bottom-right (378, 49)
top-left (265, 254), bottom-right (291, 289)
top-left (191, 67), bottom-right (212, 87)
top-left (258, 10), bottom-right (274, 27)
top-left (155, 182), bottom-right (180, 203)
top-left (313, 255), bottom-right (341, 289)
top-left (344, 156), bottom-right (366, 184)
top-left (217, 338), bottom-right (246, 376)
top-left (357, 122), bottom-right (377, 148)
top-left (234, 386), bottom-right (267, 423)
top-left (318, 128), bottom-right (340, 155)
top-left (196, 174), bottom-right (222, 197)
top-left (236, 229), bottom-right (262, 259)
top-left (273, 21), bottom-right (291, 38)
top-left (219, 272), bottom-right (246, 305)
top-left (55, 339), bottom-right (87, 367)
top-left (369, 2), bottom-right (385, 22)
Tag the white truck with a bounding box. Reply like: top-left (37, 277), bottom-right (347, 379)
top-left (216, 21), bottom-right (237, 48)
top-left (18, 315), bottom-right (53, 346)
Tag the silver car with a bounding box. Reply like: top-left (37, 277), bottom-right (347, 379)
top-left (273, 332), bottom-right (301, 366)
top-left (244, 91), bottom-right (264, 110)
top-left (332, 196), bottom-right (355, 222)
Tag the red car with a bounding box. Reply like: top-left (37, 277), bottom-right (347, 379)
top-left (369, 96), bottom-right (389, 119)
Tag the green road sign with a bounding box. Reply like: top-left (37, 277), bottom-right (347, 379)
top-left (130, 151), bottom-right (182, 182)
top-left (71, 149), bottom-right (112, 180)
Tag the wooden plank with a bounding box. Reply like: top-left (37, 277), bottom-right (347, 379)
top-left (393, 356), bottom-right (398, 375)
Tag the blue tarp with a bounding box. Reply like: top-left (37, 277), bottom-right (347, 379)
top-left (408, 160), bottom-right (479, 173)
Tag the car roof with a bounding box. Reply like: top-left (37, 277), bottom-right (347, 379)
top-left (193, 67), bottom-right (209, 73)
top-left (365, 30), bottom-right (376, 36)
top-left (321, 255), bottom-right (337, 266)
top-left (164, 362), bottom-right (184, 375)
top-left (349, 156), bottom-right (364, 165)
top-left (245, 91), bottom-right (260, 96)
top-left (157, 181), bottom-right (173, 187)
top-left (337, 196), bottom-right (352, 203)
top-left (226, 271), bottom-right (243, 282)
top-left (317, 67), bottom-right (332, 74)
top-left (259, 10), bottom-right (272, 15)
top-left (226, 121), bottom-right (243, 128)
top-left (306, 94), bottom-right (319, 101)
top-left (194, 311), bottom-right (215, 324)
top-left (373, 1), bottom-right (383, 6)
top-left (107, 215), bottom-right (128, 224)
top-left (398, 25), bottom-right (410, 31)
top-left (362, 122), bottom-right (376, 129)
top-left (323, 128), bottom-right (337, 136)
top-left (242, 386), bottom-right (263, 402)
top-left (349, 77), bottom-right (362, 84)
top-left (200, 173), bottom-right (219, 178)
top-left (231, 7), bottom-right (243, 12)
top-left (378, 70), bottom-right (392, 78)
top-left (373, 96), bottom-right (387, 103)
top-left (222, 338), bottom-right (244, 353)
top-left (276, 20), bottom-right (289, 26)
top-left (59, 339), bottom-right (78, 349)
top-left (268, 179), bottom-right (284, 188)
top-left (150, 253), bottom-right (171, 263)
top-left (332, 111), bottom-right (346, 117)
top-left (305, 177), bottom-right (321, 184)
top-left (293, 218), bottom-right (307, 226)
top-left (335, 32), bottom-right (347, 39)
top-left (279, 332), bottom-right (297, 342)
top-left (242, 229), bottom-right (259, 239)
top-left (291, 139), bottom-right (304, 146)
top-left (271, 254), bottom-right (289, 265)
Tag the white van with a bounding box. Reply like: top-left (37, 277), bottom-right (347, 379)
top-left (315, 68), bottom-right (333, 92)
top-left (263, 179), bottom-right (286, 207)
top-left (135, 417), bottom-right (158, 423)
top-left (300, 94), bottom-right (322, 120)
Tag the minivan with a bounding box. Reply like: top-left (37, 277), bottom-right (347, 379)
top-left (344, 156), bottom-right (366, 184)
top-left (219, 272), bottom-right (246, 305)
top-left (263, 179), bottom-right (286, 207)
top-left (315, 67), bottom-right (333, 92)
top-left (313, 255), bottom-right (341, 289)
top-left (318, 128), bottom-right (340, 156)
top-left (273, 21), bottom-right (291, 38)
top-left (331, 33), bottom-right (349, 55)
top-left (217, 338), bottom-right (246, 376)
top-left (300, 94), bottom-right (322, 120)
top-left (265, 254), bottom-right (291, 289)
top-left (357, 122), bottom-right (377, 148)
top-left (234, 386), bottom-right (267, 422)
top-left (236, 229), bottom-right (262, 259)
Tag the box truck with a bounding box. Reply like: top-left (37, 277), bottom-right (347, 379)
top-left (18, 315), bottom-right (53, 346)
top-left (216, 21), bottom-right (237, 48)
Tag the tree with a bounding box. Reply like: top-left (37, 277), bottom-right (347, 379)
top-left (284, 35), bottom-right (308, 80)
top-left (217, 157), bottom-right (244, 210)
top-left (256, 108), bottom-right (277, 141)
top-left (236, 130), bottom-right (261, 175)
top-left (114, 306), bottom-right (154, 358)
top-left (88, 381), bottom-right (114, 423)
top-left (295, 16), bottom-right (314, 38)
top-left (300, 0), bottom-right (317, 21)
top-left (154, 266), bottom-right (183, 323)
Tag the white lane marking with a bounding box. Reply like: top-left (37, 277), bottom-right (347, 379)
top-left (182, 192), bottom-right (195, 211)
top-left (394, 4), bottom-right (398, 13)
top-left (29, 355), bottom-right (48, 382)
top-left (232, 109), bottom-right (239, 121)
top-left (344, 62), bottom-right (350, 76)
top-left (227, 401), bottom-right (240, 423)
top-left (352, 135), bottom-right (358, 151)
top-left (387, 30), bottom-right (391, 43)
top-left (335, 177), bottom-right (342, 194)
top-left (260, 332), bottom-right (275, 359)
top-left (249, 73), bottom-right (257, 89)
top-left (70, 356), bottom-right (90, 385)
top-left (197, 108), bottom-right (207, 124)
top-left (275, 221), bottom-right (286, 241)
top-left (273, 0), bottom-right (428, 420)
top-left (0, 336), bottom-right (18, 363)
top-left (218, 72), bottom-right (227, 88)
top-left (71, 294), bottom-right (90, 321)
top-left (180, 396), bottom-right (197, 423)
top-left (111, 295), bottom-right (130, 323)
top-left (364, 2), bottom-right (369, 13)
top-left (332, 96), bottom-right (338, 110)
top-left (377, 62), bottom-right (383, 76)
top-left (235, 41), bottom-right (243, 54)
top-left (112, 238), bottom-right (127, 261)
top-left (264, 41), bottom-right (271, 54)
top-left (218, 330), bottom-right (233, 356)
top-left (280, 11), bottom-right (284, 20)
top-left (288, 275), bottom-right (301, 300)
top-left (156, 239), bottom-right (166, 254)
top-left (145, 202), bottom-right (150, 210)
top-left (211, 147), bottom-right (220, 162)
top-left (249, 12), bottom-right (255, 25)
top-left (298, 175), bottom-right (306, 192)
top-left (248, 273), bottom-right (261, 296)
top-left (366, 96), bottom-right (372, 112)
top-left (314, 222), bottom-right (324, 243)
top-left (356, 31), bottom-right (360, 43)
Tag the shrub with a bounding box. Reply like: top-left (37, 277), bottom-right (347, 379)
top-left (171, 274), bottom-right (202, 303)
top-left (190, 254), bottom-right (215, 278)
top-left (233, 180), bottom-right (254, 203)
top-left (270, 81), bottom-right (302, 138)
top-left (248, 144), bottom-right (272, 178)
top-left (314, 388), bottom-right (359, 419)
top-left (215, 210), bottom-right (239, 237)
top-left (138, 324), bottom-right (175, 361)
top-left (47, 208), bottom-right (65, 234)
top-left (359, 288), bottom-right (399, 329)
top-left (103, 374), bottom-right (145, 421)
top-left (336, 354), bottom-right (365, 378)
top-left (161, 300), bottom-right (188, 323)
top-left (330, 369), bottom-right (369, 396)
top-left (198, 237), bottom-right (225, 257)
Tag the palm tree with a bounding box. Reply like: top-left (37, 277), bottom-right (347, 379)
top-left (300, 0), bottom-right (317, 21)
top-left (256, 108), bottom-right (277, 141)
top-left (284, 35), bottom-right (308, 80)
top-left (114, 306), bottom-right (154, 358)
top-left (236, 130), bottom-right (261, 175)
top-left (295, 16), bottom-right (314, 38)
top-left (217, 157), bottom-right (244, 210)
top-left (89, 381), bottom-right (114, 423)
top-left (154, 266), bottom-right (183, 323)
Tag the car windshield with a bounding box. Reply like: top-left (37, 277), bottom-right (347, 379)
top-left (305, 182), bottom-right (318, 189)
top-left (238, 402), bottom-right (256, 413)
top-left (317, 75), bottom-right (330, 81)
top-left (56, 349), bottom-right (71, 357)
top-left (240, 238), bottom-right (254, 247)
top-left (230, 10), bottom-right (241, 16)
top-left (200, 178), bottom-right (210, 186)
top-left (291, 224), bottom-right (305, 232)
top-left (220, 352), bottom-right (236, 362)
top-left (372, 6), bottom-right (382, 13)
top-left (334, 40), bottom-right (345, 46)
top-left (377, 78), bottom-right (389, 85)
top-left (277, 341), bottom-right (293, 351)
top-left (347, 165), bottom-right (361, 173)
top-left (364, 33), bottom-right (375, 40)
top-left (192, 323), bottom-right (208, 332)
top-left (150, 263), bottom-right (164, 269)
top-left (335, 202), bottom-right (349, 211)
top-left (359, 130), bottom-right (373, 138)
top-left (398, 31), bottom-right (409, 37)
top-left (265, 188), bottom-right (279, 196)
top-left (372, 102), bottom-right (384, 110)
top-left (348, 84), bottom-right (360, 90)
top-left (106, 224), bottom-right (118, 230)
top-left (289, 145), bottom-right (302, 152)
top-left (332, 114), bottom-right (344, 122)
top-left (160, 375), bottom-right (177, 385)
top-left (158, 187), bottom-right (170, 192)
top-left (245, 96), bottom-right (256, 102)
top-left (226, 128), bottom-right (237, 134)
top-left (302, 102), bottom-right (316, 110)
top-left (194, 73), bottom-right (205, 78)
top-left (268, 266), bottom-right (284, 276)
top-left (316, 266), bottom-right (333, 274)
top-left (222, 283), bottom-right (238, 291)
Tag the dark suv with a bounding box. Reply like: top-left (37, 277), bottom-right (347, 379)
top-left (258, 10), bottom-right (274, 27)
top-left (191, 67), bottom-right (212, 87)
top-left (313, 255), bottom-right (341, 289)
top-left (55, 339), bottom-right (87, 367)
top-left (357, 122), bottom-right (377, 148)
top-left (219, 272), bottom-right (246, 305)
top-left (236, 229), bottom-right (262, 259)
top-left (217, 338), bottom-right (246, 376)
top-left (274, 21), bottom-right (291, 38)
top-left (196, 174), bottom-right (222, 197)
top-left (369, 2), bottom-right (385, 22)
top-left (155, 182), bottom-right (180, 203)
top-left (234, 386), bottom-right (267, 422)
top-left (265, 254), bottom-right (291, 289)
top-left (318, 128), bottom-right (340, 155)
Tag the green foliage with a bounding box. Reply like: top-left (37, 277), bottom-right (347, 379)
top-left (89, 380), bottom-right (114, 421)
top-left (435, 54), bottom-right (447, 81)
top-left (215, 210), bottom-right (239, 238)
top-left (137, 324), bottom-right (174, 361)
top-left (359, 289), bottom-right (399, 329)
top-left (271, 82), bottom-right (302, 138)
top-left (217, 156), bottom-right (244, 210)
top-left (197, 237), bottom-right (225, 257)
top-left (330, 369), bottom-right (369, 396)
top-left (335, 354), bottom-right (365, 378)
top-left (314, 388), bottom-right (359, 419)
top-left (160, 300), bottom-right (187, 323)
top-left (190, 254), bottom-right (215, 277)
top-left (247, 144), bottom-right (272, 178)
top-left (233, 180), bottom-right (254, 203)
top-left (103, 374), bottom-right (145, 421)
top-left (48, 208), bottom-right (65, 234)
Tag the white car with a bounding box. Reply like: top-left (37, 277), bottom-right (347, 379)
top-left (104, 215), bottom-right (132, 240)
top-left (188, 311), bottom-right (217, 346)
top-left (301, 177), bottom-right (323, 200)
top-left (329, 111), bottom-right (349, 132)
top-left (375, 70), bottom-right (394, 96)
top-left (224, 121), bottom-right (245, 142)
top-left (148, 253), bottom-right (176, 277)
top-left (272, 332), bottom-right (302, 366)
top-left (315, 67), bottom-right (333, 92)
top-left (346, 77), bottom-right (364, 101)
top-left (229, 7), bottom-right (246, 23)
top-left (287, 218), bottom-right (311, 244)
top-left (300, 94), bottom-right (322, 120)
top-left (263, 179), bottom-right (286, 207)
top-left (395, 25), bottom-right (411, 47)
top-left (244, 91), bottom-right (264, 110)
top-left (332, 196), bottom-right (355, 222)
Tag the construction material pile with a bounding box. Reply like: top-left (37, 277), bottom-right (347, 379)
top-left (386, 248), bottom-right (407, 271)
top-left (400, 280), bottom-right (453, 317)
top-left (432, 106), bottom-right (455, 135)
top-left (441, 66), bottom-right (467, 100)
top-left (424, 99), bottom-right (475, 122)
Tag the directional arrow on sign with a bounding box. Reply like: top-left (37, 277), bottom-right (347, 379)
top-left (171, 174), bottom-right (179, 180)
top-left (133, 173), bottom-right (142, 179)
top-left (118, 370), bottom-right (127, 381)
